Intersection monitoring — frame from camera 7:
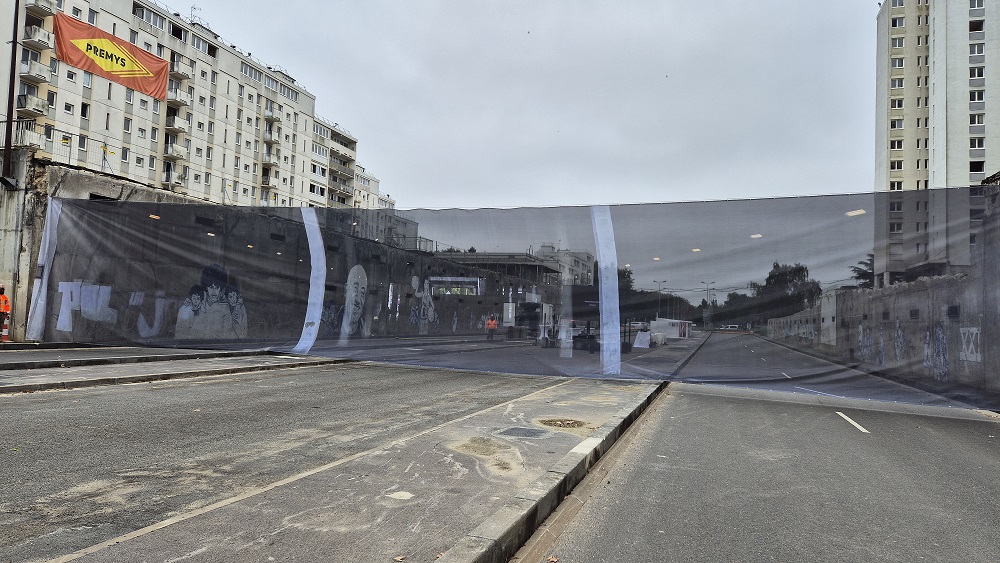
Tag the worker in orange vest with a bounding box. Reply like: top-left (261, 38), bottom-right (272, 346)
top-left (0, 285), bottom-right (10, 326)
top-left (485, 316), bottom-right (498, 340)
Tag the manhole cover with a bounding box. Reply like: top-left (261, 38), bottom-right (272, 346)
top-left (496, 427), bottom-right (549, 439)
top-left (539, 418), bottom-right (586, 429)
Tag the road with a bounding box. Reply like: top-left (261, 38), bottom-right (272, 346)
top-left (0, 361), bottom-right (654, 562)
top-left (675, 332), bottom-right (966, 407)
top-left (520, 335), bottom-right (1000, 562)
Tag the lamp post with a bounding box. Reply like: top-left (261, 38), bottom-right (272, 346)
top-left (701, 281), bottom-right (715, 328)
top-left (3, 0), bottom-right (21, 188)
top-left (653, 280), bottom-right (666, 320)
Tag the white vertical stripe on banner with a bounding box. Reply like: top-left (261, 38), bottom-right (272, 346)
top-left (591, 205), bottom-right (621, 375)
top-left (292, 208), bottom-right (327, 354)
top-left (26, 197), bottom-right (62, 341)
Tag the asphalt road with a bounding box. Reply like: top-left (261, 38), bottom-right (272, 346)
top-left (536, 383), bottom-right (1000, 563)
top-left (676, 332), bottom-right (967, 407)
top-left (2, 361), bottom-right (591, 562)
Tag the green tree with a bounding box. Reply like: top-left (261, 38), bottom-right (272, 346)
top-left (849, 253), bottom-right (875, 289)
top-left (749, 262), bottom-right (822, 321)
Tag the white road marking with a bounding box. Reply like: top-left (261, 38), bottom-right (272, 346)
top-left (794, 386), bottom-right (846, 398)
top-left (760, 358), bottom-right (767, 362)
top-left (836, 411), bottom-right (871, 433)
top-left (405, 348), bottom-right (424, 351)
top-left (781, 372), bottom-right (791, 379)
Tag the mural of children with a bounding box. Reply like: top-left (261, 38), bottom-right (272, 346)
top-left (339, 264), bottom-right (369, 344)
top-left (175, 285), bottom-right (206, 339)
top-left (225, 283), bottom-right (248, 339)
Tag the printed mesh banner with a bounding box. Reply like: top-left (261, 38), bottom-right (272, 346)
top-left (25, 188), bottom-right (1000, 409)
top-left (53, 13), bottom-right (168, 100)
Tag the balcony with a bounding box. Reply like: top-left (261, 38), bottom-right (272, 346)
top-left (263, 131), bottom-right (277, 144)
top-left (19, 60), bottom-right (49, 84)
top-left (163, 144), bottom-right (188, 160)
top-left (330, 162), bottom-right (353, 179)
top-left (161, 172), bottom-right (187, 188)
top-left (16, 94), bottom-right (47, 116)
top-left (25, 0), bottom-right (57, 17)
top-left (23, 26), bottom-right (54, 51)
top-left (261, 175), bottom-right (278, 188)
top-left (166, 88), bottom-right (191, 107)
top-left (165, 116), bottom-right (189, 134)
top-left (264, 109), bottom-right (281, 122)
top-left (169, 60), bottom-right (193, 80)
top-left (262, 152), bottom-right (279, 166)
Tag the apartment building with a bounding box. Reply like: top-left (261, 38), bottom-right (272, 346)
top-left (1, 0), bottom-right (369, 210)
top-left (874, 0), bottom-right (994, 286)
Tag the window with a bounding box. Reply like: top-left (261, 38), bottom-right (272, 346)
top-left (80, 102), bottom-right (89, 119)
top-left (71, 6), bottom-right (82, 18)
top-left (135, 155), bottom-right (144, 166)
top-left (209, 96), bottom-right (216, 109)
top-left (129, 30), bottom-right (138, 44)
top-left (199, 96), bottom-right (206, 106)
top-left (133, 6), bottom-right (166, 29)
top-left (891, 57), bottom-right (904, 68)
top-left (205, 173), bottom-right (211, 185)
top-left (890, 119), bottom-right (904, 129)
top-left (891, 78), bottom-right (904, 89)
top-left (890, 98), bottom-right (904, 109)
top-left (970, 67), bottom-right (985, 79)
top-left (889, 222), bottom-right (903, 233)
top-left (971, 161), bottom-right (986, 173)
top-left (971, 137), bottom-right (985, 149)
top-left (971, 113), bottom-right (985, 125)
top-left (137, 128), bottom-right (146, 139)
top-left (46, 91), bottom-right (56, 108)
top-left (971, 90), bottom-right (984, 102)
top-left (125, 89), bottom-right (133, 104)
top-left (124, 118), bottom-right (132, 132)
top-left (207, 122), bottom-right (214, 134)
top-left (891, 37), bottom-right (904, 48)
top-left (970, 20), bottom-right (984, 33)
top-left (972, 0), bottom-right (984, 6)
top-left (241, 63), bottom-right (263, 82)
top-left (152, 100), bottom-right (160, 114)
top-left (890, 160), bottom-right (903, 170)
top-left (139, 99), bottom-right (148, 110)
top-left (82, 72), bottom-right (92, 88)
top-left (211, 71), bottom-right (218, 84)
top-left (149, 156), bottom-right (156, 170)
top-left (890, 139), bottom-right (903, 150)
top-left (206, 147), bottom-right (212, 160)
top-left (970, 43), bottom-right (985, 56)
top-left (892, 0), bottom-right (903, 6)
top-left (891, 17), bottom-right (904, 28)
top-left (120, 147), bottom-right (129, 162)
top-left (890, 201), bottom-right (903, 212)
top-left (66, 69), bottom-right (76, 82)
top-left (64, 102), bottom-right (74, 115)
top-left (87, 9), bottom-right (97, 24)
top-left (151, 127), bottom-right (158, 141)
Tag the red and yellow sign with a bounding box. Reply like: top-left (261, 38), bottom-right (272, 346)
top-left (54, 13), bottom-right (168, 99)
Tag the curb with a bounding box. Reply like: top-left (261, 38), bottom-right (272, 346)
top-left (0, 357), bottom-right (356, 395)
top-left (669, 332), bottom-right (714, 376)
top-left (438, 380), bottom-right (667, 563)
top-left (0, 349), bottom-right (277, 371)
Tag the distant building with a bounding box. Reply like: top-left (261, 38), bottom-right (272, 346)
top-left (535, 244), bottom-right (594, 285)
top-left (873, 0), bottom-right (994, 286)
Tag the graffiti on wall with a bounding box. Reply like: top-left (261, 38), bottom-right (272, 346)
top-left (923, 323), bottom-right (949, 381)
top-left (339, 264), bottom-right (369, 343)
top-left (56, 281), bottom-right (118, 332)
top-left (894, 319), bottom-right (908, 364)
top-left (409, 276), bottom-right (439, 335)
top-left (960, 327), bottom-right (982, 363)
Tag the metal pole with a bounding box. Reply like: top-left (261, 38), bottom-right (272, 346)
top-left (3, 0), bottom-right (21, 180)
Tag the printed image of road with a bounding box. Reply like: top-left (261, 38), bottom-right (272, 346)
top-left (676, 332), bottom-right (970, 408)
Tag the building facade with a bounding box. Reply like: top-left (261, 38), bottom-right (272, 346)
top-left (0, 0), bottom-right (387, 211)
top-left (873, 0), bottom-right (993, 286)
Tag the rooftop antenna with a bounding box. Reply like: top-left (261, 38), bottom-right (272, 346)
top-left (190, 5), bottom-right (201, 21)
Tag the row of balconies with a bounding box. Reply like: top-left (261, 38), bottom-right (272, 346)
top-left (19, 60), bottom-right (48, 84)
top-left (26, 0), bottom-right (57, 17)
top-left (23, 25), bottom-right (54, 51)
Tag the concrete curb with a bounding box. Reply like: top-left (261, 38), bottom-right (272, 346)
top-left (0, 349), bottom-right (277, 371)
top-left (438, 380), bottom-right (667, 563)
top-left (0, 357), bottom-right (356, 395)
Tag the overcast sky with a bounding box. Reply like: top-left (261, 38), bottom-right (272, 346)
top-left (193, 1), bottom-right (878, 210)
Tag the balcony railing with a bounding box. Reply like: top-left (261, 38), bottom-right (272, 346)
top-left (264, 109), bottom-right (281, 122)
top-left (330, 162), bottom-right (353, 179)
top-left (19, 60), bottom-right (49, 84)
top-left (165, 116), bottom-right (189, 134)
top-left (166, 88), bottom-right (192, 106)
top-left (261, 175), bottom-right (278, 188)
top-left (261, 152), bottom-right (279, 166)
top-left (23, 26), bottom-right (54, 50)
top-left (16, 94), bottom-right (47, 116)
top-left (263, 131), bottom-right (277, 144)
top-left (25, 0), bottom-right (57, 16)
top-left (169, 60), bottom-right (193, 79)
top-left (163, 144), bottom-right (188, 160)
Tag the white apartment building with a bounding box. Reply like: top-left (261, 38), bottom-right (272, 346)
top-left (874, 0), bottom-right (994, 286)
top-left (1, 0), bottom-right (370, 209)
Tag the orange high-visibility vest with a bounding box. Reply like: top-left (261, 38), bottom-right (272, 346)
top-left (0, 294), bottom-right (9, 315)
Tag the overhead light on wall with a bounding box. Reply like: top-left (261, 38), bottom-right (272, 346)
top-left (845, 209), bottom-right (867, 216)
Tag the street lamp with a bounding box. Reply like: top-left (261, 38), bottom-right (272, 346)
top-left (653, 280), bottom-right (666, 320)
top-left (701, 281), bottom-right (715, 328)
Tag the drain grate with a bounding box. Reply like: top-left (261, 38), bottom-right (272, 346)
top-left (496, 426), bottom-right (549, 439)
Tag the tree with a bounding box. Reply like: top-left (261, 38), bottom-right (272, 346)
top-left (617, 268), bottom-right (635, 293)
top-left (749, 262), bottom-right (822, 321)
top-left (849, 253), bottom-right (875, 288)
top-left (467, 246), bottom-right (477, 253)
